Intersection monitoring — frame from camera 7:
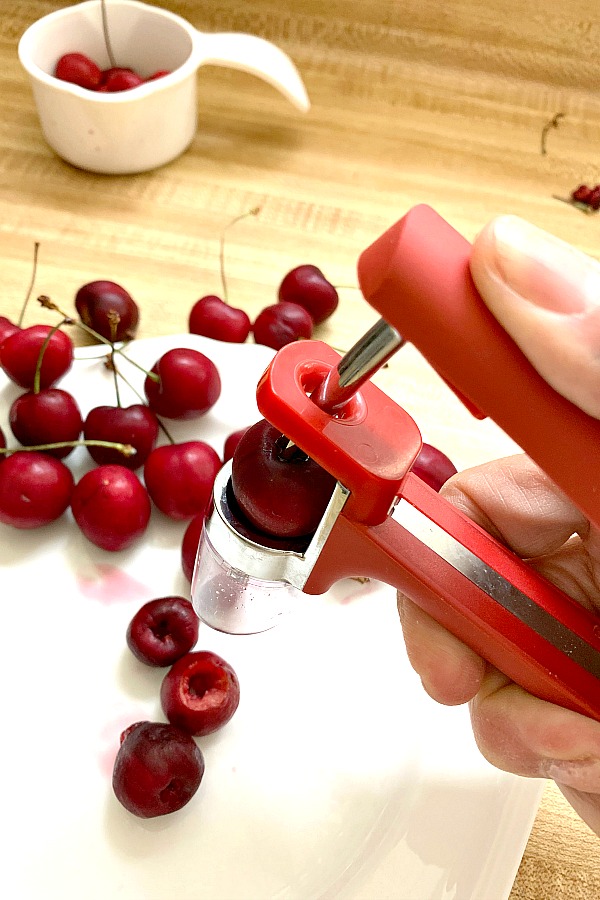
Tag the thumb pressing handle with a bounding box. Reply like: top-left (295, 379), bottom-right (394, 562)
top-left (357, 204), bottom-right (600, 531)
top-left (195, 31), bottom-right (310, 112)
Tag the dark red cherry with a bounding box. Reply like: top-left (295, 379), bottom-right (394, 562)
top-left (587, 185), bottom-right (600, 211)
top-left (160, 651), bottom-right (240, 736)
top-left (231, 418), bottom-right (336, 538)
top-left (112, 721), bottom-right (205, 818)
top-left (411, 442), bottom-right (458, 492)
top-left (278, 265), bottom-right (339, 324)
top-left (0, 325), bottom-right (74, 389)
top-left (181, 512), bottom-right (205, 583)
top-left (126, 596), bottom-right (199, 667)
top-left (570, 185), bottom-right (592, 204)
top-left (9, 388), bottom-right (83, 458)
top-left (75, 280), bottom-right (139, 342)
top-left (188, 295), bottom-right (251, 343)
top-left (71, 465), bottom-right (151, 551)
top-left (0, 451), bottom-right (74, 528)
top-left (144, 348), bottom-right (221, 420)
top-left (144, 441), bottom-right (221, 521)
top-left (83, 404), bottom-right (159, 469)
top-left (223, 427), bottom-right (250, 463)
top-left (252, 301), bottom-right (313, 350)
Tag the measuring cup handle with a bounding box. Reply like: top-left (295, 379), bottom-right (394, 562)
top-left (195, 31), bottom-right (310, 112)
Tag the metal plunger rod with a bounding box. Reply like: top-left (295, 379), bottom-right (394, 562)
top-left (312, 318), bottom-right (405, 413)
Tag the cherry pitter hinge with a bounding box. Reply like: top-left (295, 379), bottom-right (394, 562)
top-left (192, 204), bottom-right (600, 723)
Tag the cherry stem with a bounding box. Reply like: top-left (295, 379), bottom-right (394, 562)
top-left (552, 195), bottom-right (597, 215)
top-left (0, 439), bottom-right (136, 457)
top-left (101, 0), bottom-right (118, 68)
top-left (33, 317), bottom-right (72, 394)
top-left (155, 417), bottom-right (175, 445)
top-left (219, 206), bottom-right (261, 303)
top-left (108, 347), bottom-right (122, 407)
top-left (105, 312), bottom-right (122, 407)
top-left (541, 112), bottom-right (565, 155)
top-left (111, 361), bottom-right (176, 444)
top-left (18, 241), bottom-right (40, 328)
top-left (37, 295), bottom-right (159, 382)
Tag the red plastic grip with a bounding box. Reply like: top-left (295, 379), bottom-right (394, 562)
top-left (306, 473), bottom-right (600, 722)
top-left (357, 204), bottom-right (600, 530)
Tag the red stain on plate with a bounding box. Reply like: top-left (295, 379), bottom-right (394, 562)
top-left (76, 563), bottom-right (150, 604)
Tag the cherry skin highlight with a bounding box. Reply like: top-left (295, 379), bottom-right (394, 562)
top-left (160, 651), bottom-right (240, 736)
top-left (0, 451), bottom-right (73, 528)
top-left (411, 442), bottom-right (458, 492)
top-left (252, 301), bottom-right (313, 350)
top-left (144, 440), bottom-right (221, 521)
top-left (83, 404), bottom-right (159, 469)
top-left (126, 596), bottom-right (199, 667)
top-left (278, 264), bottom-right (339, 324)
top-left (75, 280), bottom-right (139, 342)
top-left (188, 295), bottom-right (251, 343)
top-left (231, 418), bottom-right (336, 538)
top-left (144, 348), bottom-right (221, 420)
top-left (0, 325), bottom-right (74, 389)
top-left (9, 388), bottom-right (83, 459)
top-left (71, 464), bottom-right (151, 551)
top-left (112, 721), bottom-right (205, 818)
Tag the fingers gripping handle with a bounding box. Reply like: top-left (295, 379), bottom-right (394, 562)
top-left (305, 473), bottom-right (600, 722)
top-left (357, 205), bottom-right (600, 531)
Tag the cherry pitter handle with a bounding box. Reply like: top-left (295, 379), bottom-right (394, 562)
top-left (192, 203), bottom-right (600, 724)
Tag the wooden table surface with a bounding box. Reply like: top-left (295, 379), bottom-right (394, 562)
top-left (2, 2), bottom-right (600, 897)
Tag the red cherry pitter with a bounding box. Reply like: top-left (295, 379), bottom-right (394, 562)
top-left (192, 204), bottom-right (600, 723)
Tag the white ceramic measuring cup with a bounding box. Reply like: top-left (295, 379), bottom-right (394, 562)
top-left (18, 0), bottom-right (310, 175)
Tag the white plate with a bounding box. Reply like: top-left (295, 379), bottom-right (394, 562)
top-left (0, 334), bottom-right (543, 900)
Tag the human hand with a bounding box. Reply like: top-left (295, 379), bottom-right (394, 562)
top-left (397, 216), bottom-right (600, 833)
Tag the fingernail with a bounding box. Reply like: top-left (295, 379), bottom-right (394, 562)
top-left (542, 757), bottom-right (600, 791)
top-left (489, 215), bottom-right (600, 313)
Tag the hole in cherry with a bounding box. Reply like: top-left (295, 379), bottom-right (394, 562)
top-left (151, 617), bottom-right (170, 641)
top-left (188, 673), bottom-right (212, 699)
top-left (159, 778), bottom-right (182, 803)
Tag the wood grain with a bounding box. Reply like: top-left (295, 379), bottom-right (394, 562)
top-left (2, 2), bottom-right (600, 897)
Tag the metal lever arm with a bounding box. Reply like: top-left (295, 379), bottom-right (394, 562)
top-left (304, 472), bottom-right (600, 722)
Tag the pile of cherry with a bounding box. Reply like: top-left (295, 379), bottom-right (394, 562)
top-left (55, 51), bottom-right (170, 92)
top-left (568, 183), bottom-right (600, 212)
top-left (0, 256), bottom-right (342, 537)
top-left (114, 597), bottom-right (240, 818)
top-left (0, 249), bottom-right (457, 819)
